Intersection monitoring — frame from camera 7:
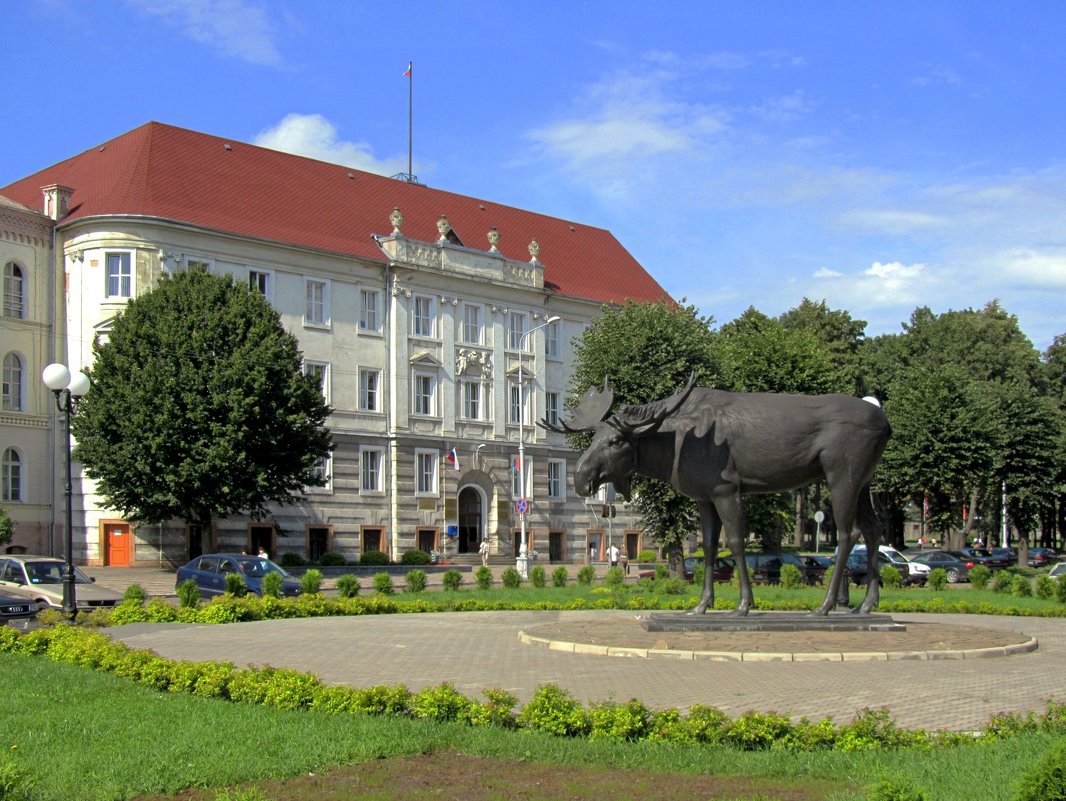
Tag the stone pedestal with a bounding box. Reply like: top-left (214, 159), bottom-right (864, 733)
top-left (639, 610), bottom-right (906, 633)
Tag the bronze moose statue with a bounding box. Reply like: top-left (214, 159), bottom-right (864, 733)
top-left (540, 376), bottom-right (891, 616)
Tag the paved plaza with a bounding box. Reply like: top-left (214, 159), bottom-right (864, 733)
top-left (108, 606), bottom-right (1066, 733)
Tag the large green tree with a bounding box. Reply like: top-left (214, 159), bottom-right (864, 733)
top-left (567, 300), bottom-right (720, 570)
top-left (73, 271), bottom-right (332, 532)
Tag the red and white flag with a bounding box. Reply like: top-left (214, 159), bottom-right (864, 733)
top-left (446, 447), bottom-right (459, 470)
top-left (403, 62), bottom-right (412, 77)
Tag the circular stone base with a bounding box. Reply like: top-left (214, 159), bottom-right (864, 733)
top-left (519, 616), bottom-right (1036, 662)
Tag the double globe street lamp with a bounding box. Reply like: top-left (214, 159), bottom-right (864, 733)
top-left (42, 362), bottom-right (90, 617)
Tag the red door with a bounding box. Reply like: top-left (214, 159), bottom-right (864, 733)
top-left (105, 524), bottom-right (131, 566)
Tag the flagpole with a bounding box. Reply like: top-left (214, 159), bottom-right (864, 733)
top-left (407, 59), bottom-right (413, 181)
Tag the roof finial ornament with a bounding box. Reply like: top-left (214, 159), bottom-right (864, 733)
top-left (437, 215), bottom-right (451, 244)
top-left (487, 227), bottom-right (500, 253)
top-left (528, 238), bottom-right (540, 263)
top-left (390, 207), bottom-right (404, 235)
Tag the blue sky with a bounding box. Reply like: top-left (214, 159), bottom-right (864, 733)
top-left (6, 0), bottom-right (1065, 351)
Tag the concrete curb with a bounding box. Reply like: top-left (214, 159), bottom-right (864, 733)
top-left (517, 630), bottom-right (1038, 663)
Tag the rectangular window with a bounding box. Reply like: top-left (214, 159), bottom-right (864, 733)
top-left (462, 304), bottom-right (482, 344)
top-left (545, 320), bottom-right (560, 358)
top-left (461, 380), bottom-right (481, 420)
top-left (413, 373), bottom-right (437, 416)
top-left (412, 295), bottom-right (435, 338)
top-left (187, 258), bottom-right (211, 274)
top-left (545, 392), bottom-right (560, 427)
top-left (1, 448), bottom-right (21, 502)
top-left (360, 289), bottom-right (380, 332)
top-left (308, 526), bottom-right (331, 562)
top-left (415, 450), bottom-right (438, 495)
top-left (305, 278), bottom-right (329, 325)
top-left (359, 369), bottom-right (381, 412)
top-left (361, 448), bottom-right (383, 492)
top-left (4, 263), bottom-right (25, 318)
top-left (105, 252), bottom-right (132, 298)
top-left (2, 354), bottom-right (23, 412)
top-left (508, 311), bottom-right (527, 350)
top-left (303, 361), bottom-right (329, 404)
top-left (509, 382), bottom-right (528, 425)
top-left (310, 455), bottom-right (332, 489)
top-left (548, 459), bottom-right (566, 500)
top-left (248, 269), bottom-right (271, 298)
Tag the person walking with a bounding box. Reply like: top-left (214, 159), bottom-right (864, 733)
top-left (478, 538), bottom-right (490, 567)
top-left (607, 543), bottom-right (620, 568)
top-left (619, 547), bottom-right (630, 576)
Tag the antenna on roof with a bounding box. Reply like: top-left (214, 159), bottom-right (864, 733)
top-left (392, 61), bottom-right (423, 185)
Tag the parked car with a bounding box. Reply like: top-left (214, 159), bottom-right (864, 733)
top-left (1049, 562), bottom-right (1066, 580)
top-left (1028, 548), bottom-right (1060, 568)
top-left (852, 545), bottom-right (928, 586)
top-left (951, 547), bottom-right (1010, 570)
top-left (0, 589), bottom-right (38, 623)
top-left (800, 554), bottom-right (832, 584)
top-left (740, 552), bottom-right (822, 585)
top-left (175, 553), bottom-right (303, 599)
top-left (0, 555), bottom-right (124, 612)
top-left (638, 555), bottom-right (733, 583)
top-left (908, 551), bottom-right (971, 583)
top-left (834, 550), bottom-right (907, 586)
top-left (989, 547), bottom-right (1018, 566)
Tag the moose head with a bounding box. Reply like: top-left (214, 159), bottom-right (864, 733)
top-left (539, 376), bottom-right (697, 500)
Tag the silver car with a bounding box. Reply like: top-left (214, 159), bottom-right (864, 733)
top-left (0, 555), bottom-right (124, 612)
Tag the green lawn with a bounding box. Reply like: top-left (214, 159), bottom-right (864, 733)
top-left (2, 651), bottom-right (1062, 801)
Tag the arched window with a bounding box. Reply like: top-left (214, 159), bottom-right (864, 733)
top-left (3, 262), bottom-right (24, 319)
top-left (2, 353), bottom-right (23, 411)
top-left (1, 448), bottom-right (21, 502)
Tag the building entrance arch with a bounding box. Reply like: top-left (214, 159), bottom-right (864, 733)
top-left (457, 485), bottom-right (485, 554)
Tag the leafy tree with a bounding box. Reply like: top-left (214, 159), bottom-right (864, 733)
top-left (779, 298), bottom-right (868, 395)
top-left (72, 271), bottom-right (332, 533)
top-left (0, 504), bottom-right (13, 547)
top-left (567, 300), bottom-right (720, 571)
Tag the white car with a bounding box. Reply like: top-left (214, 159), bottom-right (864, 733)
top-left (1049, 563), bottom-right (1066, 579)
top-left (852, 545), bottom-right (930, 585)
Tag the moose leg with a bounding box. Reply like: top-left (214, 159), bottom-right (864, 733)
top-left (815, 489), bottom-right (863, 616)
top-left (855, 488), bottom-right (882, 614)
top-left (693, 501), bottom-right (721, 614)
top-left (715, 493), bottom-right (752, 616)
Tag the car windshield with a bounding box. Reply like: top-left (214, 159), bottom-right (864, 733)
top-left (26, 562), bottom-right (94, 584)
top-left (237, 558), bottom-right (288, 578)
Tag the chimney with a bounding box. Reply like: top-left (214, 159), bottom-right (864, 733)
top-left (41, 184), bottom-right (74, 220)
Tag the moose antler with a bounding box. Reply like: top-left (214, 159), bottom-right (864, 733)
top-left (538, 377), bottom-right (614, 434)
top-left (609, 373), bottom-right (698, 435)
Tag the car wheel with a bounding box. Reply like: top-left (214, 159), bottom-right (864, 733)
top-left (947, 569), bottom-right (960, 583)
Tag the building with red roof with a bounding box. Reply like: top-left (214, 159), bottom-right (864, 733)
top-left (1, 122), bottom-right (669, 568)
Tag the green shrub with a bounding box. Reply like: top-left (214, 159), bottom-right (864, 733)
top-left (299, 569), bottom-right (323, 595)
top-left (530, 564), bottom-right (547, 588)
top-left (725, 710), bottom-right (793, 750)
top-left (969, 564), bottom-right (992, 589)
top-left (991, 570), bottom-right (1015, 593)
top-left (656, 577), bottom-right (687, 595)
top-left (577, 564), bottom-right (597, 586)
top-left (359, 550), bottom-right (390, 565)
top-left (865, 775), bottom-right (928, 801)
top-left (518, 684), bottom-right (590, 737)
top-left (346, 684), bottom-right (412, 716)
top-left (108, 599), bottom-right (151, 625)
top-left (278, 552), bottom-right (307, 567)
top-left (335, 574), bottom-right (360, 598)
top-left (474, 565), bottom-right (493, 590)
top-left (1011, 737), bottom-right (1066, 801)
top-left (655, 564), bottom-right (670, 581)
top-left (501, 567), bottom-right (522, 589)
top-left (318, 552), bottom-right (347, 566)
top-left (1056, 575), bottom-right (1066, 603)
top-left (551, 566), bottom-right (569, 587)
top-left (122, 583), bottom-right (148, 604)
top-left (260, 571), bottom-right (283, 598)
top-left (177, 578), bottom-right (202, 609)
top-left (224, 572), bottom-right (247, 597)
top-left (637, 549), bottom-right (657, 562)
top-left (683, 704), bottom-right (731, 744)
top-left (927, 568), bottom-right (948, 591)
top-left (442, 569), bottom-right (463, 591)
top-left (1011, 574), bottom-right (1033, 597)
top-left (880, 564), bottom-right (903, 589)
top-left (588, 698), bottom-right (651, 741)
top-left (780, 563), bottom-right (804, 589)
top-left (410, 682), bottom-right (472, 722)
top-left (691, 560), bottom-right (706, 587)
top-left (405, 569), bottom-right (427, 593)
top-left (603, 565), bottom-right (625, 588)
top-left (373, 572), bottom-right (395, 595)
top-left (145, 597), bottom-right (180, 622)
top-left (1035, 575), bottom-right (1056, 600)
top-left (400, 549), bottom-right (431, 565)
top-left (465, 688), bottom-right (518, 728)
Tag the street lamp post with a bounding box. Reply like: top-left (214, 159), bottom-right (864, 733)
top-left (42, 362), bottom-right (90, 617)
top-left (516, 315), bottom-right (560, 578)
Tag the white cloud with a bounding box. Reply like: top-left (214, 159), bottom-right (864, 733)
top-left (999, 248), bottom-right (1066, 287)
top-left (813, 267), bottom-right (843, 278)
top-left (911, 65), bottom-right (962, 87)
top-left (254, 114), bottom-right (407, 176)
top-left (837, 209), bottom-right (947, 235)
top-left (132, 0), bottom-right (281, 66)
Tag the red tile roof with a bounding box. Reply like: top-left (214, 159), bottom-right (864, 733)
top-left (0, 122), bottom-right (670, 305)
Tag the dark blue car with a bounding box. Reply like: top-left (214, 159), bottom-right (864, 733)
top-left (175, 553), bottom-right (302, 599)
